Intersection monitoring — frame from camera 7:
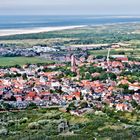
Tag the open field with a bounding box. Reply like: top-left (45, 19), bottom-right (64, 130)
top-left (0, 57), bottom-right (52, 66)
top-left (89, 48), bottom-right (140, 58)
top-left (0, 38), bottom-right (75, 47)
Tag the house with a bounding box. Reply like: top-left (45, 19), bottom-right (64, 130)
top-left (111, 55), bottom-right (128, 62)
top-left (15, 95), bottom-right (23, 102)
top-left (129, 84), bottom-right (140, 91)
top-left (116, 103), bottom-right (129, 111)
top-left (34, 96), bottom-right (42, 102)
top-left (132, 93), bottom-right (140, 102)
top-left (33, 46), bottom-right (58, 53)
top-left (72, 91), bottom-right (81, 100)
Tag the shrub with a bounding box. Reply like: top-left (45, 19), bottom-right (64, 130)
top-left (27, 103), bottom-right (38, 110)
top-left (20, 117), bottom-right (28, 124)
top-left (37, 119), bottom-right (48, 125)
top-left (44, 113), bottom-right (61, 119)
top-left (28, 122), bottom-right (41, 129)
top-left (8, 120), bottom-right (15, 126)
top-left (0, 128), bottom-right (8, 135)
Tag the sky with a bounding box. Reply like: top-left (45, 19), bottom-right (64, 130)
top-left (0, 0), bottom-right (140, 15)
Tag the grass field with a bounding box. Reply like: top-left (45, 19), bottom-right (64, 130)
top-left (0, 38), bottom-right (74, 47)
top-left (89, 48), bottom-right (140, 58)
top-left (0, 57), bottom-right (52, 66)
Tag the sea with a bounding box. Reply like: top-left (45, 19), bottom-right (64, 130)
top-left (1, 15), bottom-right (140, 29)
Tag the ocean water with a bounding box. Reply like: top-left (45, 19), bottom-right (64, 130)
top-left (0, 15), bottom-right (140, 29)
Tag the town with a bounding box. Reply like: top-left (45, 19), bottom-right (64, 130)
top-left (0, 43), bottom-right (110, 60)
top-left (0, 44), bottom-right (140, 117)
top-left (1, 0), bottom-right (140, 139)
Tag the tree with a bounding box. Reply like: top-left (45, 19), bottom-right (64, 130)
top-left (131, 100), bottom-right (138, 108)
top-left (27, 102), bottom-right (38, 110)
top-left (9, 96), bottom-right (16, 101)
top-left (85, 73), bottom-right (91, 80)
top-left (96, 55), bottom-right (104, 59)
top-left (119, 84), bottom-right (129, 90)
top-left (109, 73), bottom-right (117, 80)
top-left (80, 101), bottom-right (88, 108)
top-left (66, 102), bottom-right (76, 112)
top-left (118, 51), bottom-right (125, 55)
top-left (3, 103), bottom-right (12, 111)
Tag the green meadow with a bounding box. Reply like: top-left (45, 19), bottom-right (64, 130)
top-left (0, 57), bottom-right (51, 66)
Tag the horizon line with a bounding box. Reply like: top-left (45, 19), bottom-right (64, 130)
top-left (0, 14), bottom-right (140, 16)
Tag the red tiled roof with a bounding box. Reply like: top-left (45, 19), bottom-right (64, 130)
top-left (28, 92), bottom-right (36, 97)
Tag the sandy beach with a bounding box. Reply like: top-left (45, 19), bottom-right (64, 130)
top-left (0, 25), bottom-right (85, 36)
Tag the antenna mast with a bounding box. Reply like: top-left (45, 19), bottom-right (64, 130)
top-left (107, 48), bottom-right (111, 72)
top-left (107, 48), bottom-right (111, 82)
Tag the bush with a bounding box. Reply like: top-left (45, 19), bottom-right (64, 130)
top-left (44, 113), bottom-right (61, 119)
top-left (20, 117), bottom-right (28, 124)
top-left (28, 122), bottom-right (41, 129)
top-left (0, 128), bottom-right (8, 135)
top-left (27, 103), bottom-right (38, 110)
top-left (8, 120), bottom-right (15, 126)
top-left (80, 101), bottom-right (88, 108)
top-left (37, 119), bottom-right (48, 125)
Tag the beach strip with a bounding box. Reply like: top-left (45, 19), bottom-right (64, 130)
top-left (0, 25), bottom-right (85, 36)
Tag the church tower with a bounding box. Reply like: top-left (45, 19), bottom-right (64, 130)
top-left (71, 54), bottom-right (77, 72)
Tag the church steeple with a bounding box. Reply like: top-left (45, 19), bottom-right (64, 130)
top-left (71, 54), bottom-right (77, 72)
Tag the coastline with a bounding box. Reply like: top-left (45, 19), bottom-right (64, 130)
top-left (0, 21), bottom-right (140, 37)
top-left (0, 25), bottom-right (86, 36)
